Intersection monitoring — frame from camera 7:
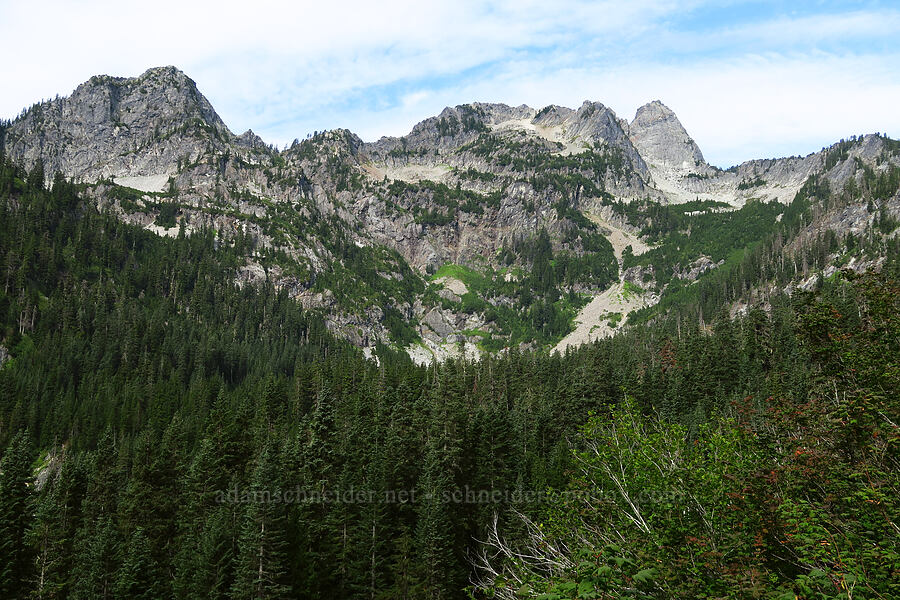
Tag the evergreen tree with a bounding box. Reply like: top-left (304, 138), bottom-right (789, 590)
top-left (114, 528), bottom-right (163, 599)
top-left (70, 432), bottom-right (123, 600)
top-left (415, 420), bottom-right (463, 600)
top-left (28, 454), bottom-right (85, 600)
top-left (0, 432), bottom-right (34, 599)
top-left (26, 159), bottom-right (44, 191)
top-left (71, 516), bottom-right (120, 600)
top-left (230, 440), bottom-right (290, 599)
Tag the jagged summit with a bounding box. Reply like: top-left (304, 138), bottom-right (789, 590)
top-left (2, 65), bottom-right (232, 184)
top-left (2, 65), bottom-right (897, 361)
top-left (237, 129), bottom-right (267, 149)
top-left (532, 104), bottom-right (575, 126)
top-left (632, 99), bottom-right (674, 120)
top-left (628, 100), bottom-right (707, 173)
top-left (1, 67), bottom-right (857, 209)
top-left (367, 99), bottom-right (651, 189)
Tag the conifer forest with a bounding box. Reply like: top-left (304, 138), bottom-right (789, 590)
top-left (1, 145), bottom-right (899, 600)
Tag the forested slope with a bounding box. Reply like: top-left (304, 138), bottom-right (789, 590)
top-left (1, 154), bottom-right (898, 598)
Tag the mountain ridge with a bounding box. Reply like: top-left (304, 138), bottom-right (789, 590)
top-left (2, 66), bottom-right (898, 361)
top-left (1, 65), bottom-right (852, 183)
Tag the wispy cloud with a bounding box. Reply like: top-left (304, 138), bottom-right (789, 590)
top-left (1, 0), bottom-right (897, 167)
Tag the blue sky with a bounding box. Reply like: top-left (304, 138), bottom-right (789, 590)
top-left (1, 0), bottom-right (898, 167)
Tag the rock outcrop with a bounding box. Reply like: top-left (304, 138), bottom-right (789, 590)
top-left (628, 100), bottom-right (707, 175)
top-left (4, 65), bottom-right (898, 358)
top-left (2, 66), bottom-right (233, 186)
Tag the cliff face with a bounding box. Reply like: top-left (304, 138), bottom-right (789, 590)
top-left (623, 99), bottom-right (834, 206)
top-left (3, 66), bottom-right (232, 188)
top-left (5, 66), bottom-right (879, 211)
top-left (4, 66), bottom-right (898, 359)
top-left (628, 100), bottom-right (706, 174)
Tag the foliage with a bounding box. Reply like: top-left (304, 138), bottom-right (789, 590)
top-left (737, 175), bottom-right (766, 190)
top-left (1, 150), bottom-right (899, 600)
top-left (475, 273), bottom-right (900, 599)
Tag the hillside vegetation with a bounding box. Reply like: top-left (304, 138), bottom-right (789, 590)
top-left (1, 152), bottom-right (899, 599)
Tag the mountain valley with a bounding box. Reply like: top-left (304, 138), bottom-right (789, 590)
top-left (1, 65), bottom-right (900, 600)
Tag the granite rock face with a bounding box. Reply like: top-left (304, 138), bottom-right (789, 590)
top-left (567, 101), bottom-right (651, 179)
top-left (674, 256), bottom-right (723, 281)
top-left (3, 66), bottom-right (233, 186)
top-left (628, 100), bottom-right (706, 174)
top-left (366, 99), bottom-right (654, 205)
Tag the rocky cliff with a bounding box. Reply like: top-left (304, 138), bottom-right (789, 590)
top-left (2, 67), bottom-right (238, 189)
top-left (4, 66), bottom-right (898, 360)
top-left (628, 100), bottom-right (707, 175)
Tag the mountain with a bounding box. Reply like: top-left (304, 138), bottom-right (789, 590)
top-left (2, 67), bottom-right (900, 600)
top-left (628, 100), bottom-right (708, 175)
top-left (2, 66), bottom-right (899, 361)
top-left (2, 66), bottom-right (233, 186)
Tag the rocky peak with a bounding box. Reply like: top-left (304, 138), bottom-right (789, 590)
top-left (2, 65), bottom-right (232, 183)
top-left (532, 104), bottom-right (575, 127)
top-left (411, 104), bottom-right (490, 146)
top-left (324, 128), bottom-right (364, 156)
top-left (74, 66), bottom-right (229, 134)
top-left (367, 103), bottom-right (494, 157)
top-left (237, 129), bottom-right (267, 149)
top-left (570, 101), bottom-right (620, 138)
top-left (467, 102), bottom-right (533, 126)
top-left (631, 99), bottom-right (674, 124)
top-left (565, 101), bottom-right (650, 179)
top-left (286, 129), bottom-right (364, 169)
top-left (628, 100), bottom-right (706, 173)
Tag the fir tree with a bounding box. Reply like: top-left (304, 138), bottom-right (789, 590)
top-left (230, 441), bottom-right (290, 599)
top-left (114, 528), bottom-right (163, 599)
top-left (0, 431), bottom-right (34, 599)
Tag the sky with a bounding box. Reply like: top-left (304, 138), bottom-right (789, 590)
top-left (1, 0), bottom-right (898, 167)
